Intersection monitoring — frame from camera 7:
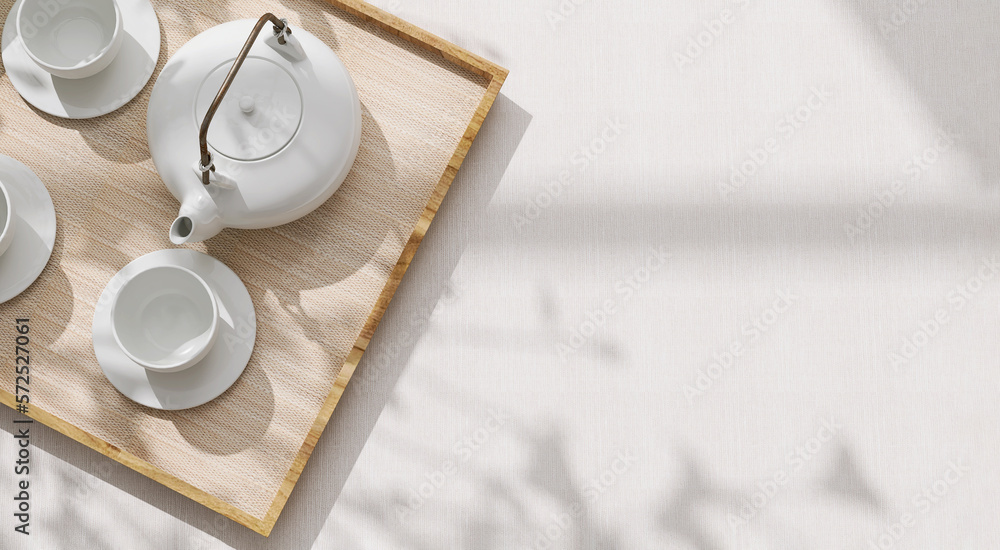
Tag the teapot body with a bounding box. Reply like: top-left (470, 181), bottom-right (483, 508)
top-left (147, 19), bottom-right (362, 243)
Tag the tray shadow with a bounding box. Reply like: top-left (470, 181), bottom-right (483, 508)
top-left (244, 92), bottom-right (531, 548)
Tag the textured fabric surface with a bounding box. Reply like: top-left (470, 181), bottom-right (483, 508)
top-left (0, 0), bottom-right (486, 520)
top-left (5, 0), bottom-right (1000, 549)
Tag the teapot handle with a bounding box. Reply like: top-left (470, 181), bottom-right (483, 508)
top-left (197, 14), bottom-right (292, 185)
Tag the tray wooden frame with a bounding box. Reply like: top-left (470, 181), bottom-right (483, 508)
top-left (0, 0), bottom-right (507, 536)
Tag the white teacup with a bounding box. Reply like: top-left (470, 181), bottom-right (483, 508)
top-left (17, 0), bottom-right (123, 80)
top-left (111, 265), bottom-right (219, 373)
top-left (0, 180), bottom-right (16, 257)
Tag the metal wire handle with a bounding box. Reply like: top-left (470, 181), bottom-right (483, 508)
top-left (198, 14), bottom-right (292, 185)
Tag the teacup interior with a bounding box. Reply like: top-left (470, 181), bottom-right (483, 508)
top-left (19, 0), bottom-right (117, 68)
top-left (113, 266), bottom-right (216, 368)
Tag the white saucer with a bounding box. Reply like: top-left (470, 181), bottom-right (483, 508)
top-left (93, 249), bottom-right (257, 410)
top-left (0, 155), bottom-right (56, 303)
top-left (1, 0), bottom-right (160, 119)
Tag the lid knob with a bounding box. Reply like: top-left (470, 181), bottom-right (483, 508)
top-left (238, 96), bottom-right (255, 114)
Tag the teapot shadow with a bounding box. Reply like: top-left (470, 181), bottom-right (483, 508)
top-left (204, 101), bottom-right (397, 348)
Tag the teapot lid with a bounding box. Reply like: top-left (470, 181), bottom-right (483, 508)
top-left (195, 57), bottom-right (303, 162)
top-left (147, 19), bottom-right (362, 230)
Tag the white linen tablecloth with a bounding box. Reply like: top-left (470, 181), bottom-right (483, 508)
top-left (2, 0), bottom-right (998, 548)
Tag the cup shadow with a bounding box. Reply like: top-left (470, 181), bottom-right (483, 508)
top-left (150, 364), bottom-right (276, 456)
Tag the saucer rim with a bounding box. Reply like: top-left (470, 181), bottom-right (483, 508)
top-left (1, 0), bottom-right (161, 119)
top-left (93, 249), bottom-right (257, 411)
top-left (0, 155), bottom-right (57, 304)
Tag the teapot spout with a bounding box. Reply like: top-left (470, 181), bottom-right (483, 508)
top-left (170, 195), bottom-right (225, 244)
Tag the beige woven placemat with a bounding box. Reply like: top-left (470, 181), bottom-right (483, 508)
top-left (0, 0), bottom-right (503, 534)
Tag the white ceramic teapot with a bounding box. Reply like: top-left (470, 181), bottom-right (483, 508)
top-left (147, 14), bottom-right (362, 244)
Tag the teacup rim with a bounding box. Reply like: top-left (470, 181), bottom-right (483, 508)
top-left (0, 179), bottom-right (13, 245)
top-left (16, 0), bottom-right (123, 73)
top-left (110, 264), bottom-right (220, 372)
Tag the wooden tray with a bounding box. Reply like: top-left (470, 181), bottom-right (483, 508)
top-left (0, 0), bottom-right (506, 536)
